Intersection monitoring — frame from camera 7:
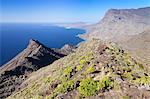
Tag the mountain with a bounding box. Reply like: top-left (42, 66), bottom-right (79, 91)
top-left (8, 39), bottom-right (150, 99)
top-left (1, 7), bottom-right (150, 99)
top-left (80, 7), bottom-right (150, 67)
top-left (0, 39), bottom-right (66, 99)
top-left (81, 7), bottom-right (150, 40)
top-left (119, 30), bottom-right (150, 70)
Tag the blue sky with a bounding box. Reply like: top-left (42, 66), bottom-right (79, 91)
top-left (1, 0), bottom-right (150, 23)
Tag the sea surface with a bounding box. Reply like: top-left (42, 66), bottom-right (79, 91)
top-left (0, 23), bottom-right (85, 66)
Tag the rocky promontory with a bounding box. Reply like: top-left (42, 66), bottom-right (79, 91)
top-left (0, 39), bottom-right (68, 98)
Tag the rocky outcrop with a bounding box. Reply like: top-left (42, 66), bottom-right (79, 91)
top-left (0, 39), bottom-right (65, 99)
top-left (60, 44), bottom-right (77, 55)
top-left (53, 44), bottom-right (77, 56)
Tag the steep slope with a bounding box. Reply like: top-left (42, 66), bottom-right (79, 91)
top-left (119, 30), bottom-right (150, 70)
top-left (0, 39), bottom-right (65, 99)
top-left (81, 7), bottom-right (150, 40)
top-left (80, 7), bottom-right (150, 67)
top-left (8, 39), bottom-right (150, 99)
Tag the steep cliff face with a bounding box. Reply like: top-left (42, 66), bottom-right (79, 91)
top-left (80, 7), bottom-right (150, 67)
top-left (82, 7), bottom-right (150, 40)
top-left (8, 39), bottom-right (150, 99)
top-left (0, 39), bottom-right (65, 99)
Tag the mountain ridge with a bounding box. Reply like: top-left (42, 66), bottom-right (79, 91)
top-left (8, 39), bottom-right (150, 99)
top-left (79, 7), bottom-right (150, 68)
top-left (81, 7), bottom-right (150, 40)
top-left (0, 39), bottom-right (69, 99)
top-left (1, 7), bottom-right (150, 99)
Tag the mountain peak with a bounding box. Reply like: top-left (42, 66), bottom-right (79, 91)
top-left (28, 39), bottom-right (42, 49)
top-left (29, 39), bottom-right (40, 45)
top-left (0, 39), bottom-right (65, 99)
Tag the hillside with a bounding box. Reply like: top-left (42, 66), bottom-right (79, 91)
top-left (81, 7), bottom-right (150, 40)
top-left (0, 39), bottom-right (66, 98)
top-left (119, 30), bottom-right (150, 70)
top-left (8, 39), bottom-right (150, 99)
top-left (80, 7), bottom-right (150, 67)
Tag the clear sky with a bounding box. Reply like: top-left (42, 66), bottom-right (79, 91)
top-left (1, 0), bottom-right (150, 23)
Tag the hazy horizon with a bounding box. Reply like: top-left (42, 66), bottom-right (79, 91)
top-left (1, 0), bottom-right (150, 23)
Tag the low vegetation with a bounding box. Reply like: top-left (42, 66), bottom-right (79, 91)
top-left (78, 77), bottom-right (98, 97)
top-left (8, 39), bottom-right (150, 99)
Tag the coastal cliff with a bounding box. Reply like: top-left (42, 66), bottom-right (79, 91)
top-left (0, 39), bottom-right (66, 98)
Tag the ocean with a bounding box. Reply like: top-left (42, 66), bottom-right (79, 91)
top-left (0, 23), bottom-right (85, 66)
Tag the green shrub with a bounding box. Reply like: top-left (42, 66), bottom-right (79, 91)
top-left (43, 77), bottom-right (51, 84)
top-left (52, 78), bottom-right (77, 98)
top-left (55, 81), bottom-right (74, 93)
top-left (78, 77), bottom-right (98, 97)
top-left (122, 72), bottom-right (133, 80)
top-left (79, 59), bottom-right (87, 65)
top-left (64, 66), bottom-right (74, 75)
top-left (60, 66), bottom-right (75, 82)
top-left (86, 53), bottom-right (94, 61)
top-left (77, 65), bottom-right (83, 71)
top-left (87, 64), bottom-right (95, 73)
top-left (97, 76), bottom-right (113, 90)
top-left (64, 66), bottom-right (74, 78)
top-left (133, 76), bottom-right (150, 85)
top-left (45, 95), bottom-right (50, 99)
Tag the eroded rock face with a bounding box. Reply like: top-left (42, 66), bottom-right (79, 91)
top-left (82, 7), bottom-right (150, 40)
top-left (0, 39), bottom-right (65, 99)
